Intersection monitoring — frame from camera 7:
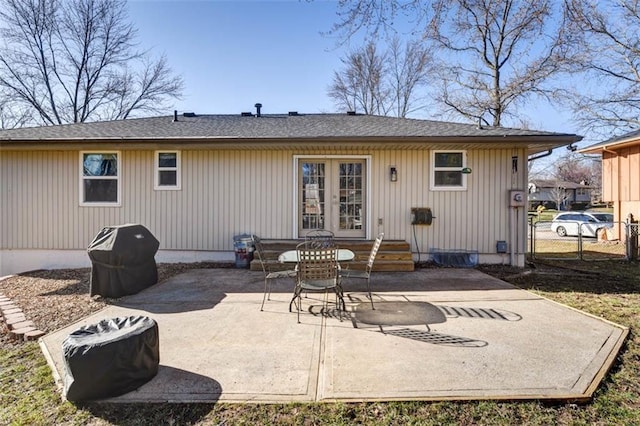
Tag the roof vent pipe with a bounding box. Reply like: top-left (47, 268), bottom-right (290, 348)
top-left (173, 110), bottom-right (178, 122)
top-left (255, 103), bottom-right (262, 117)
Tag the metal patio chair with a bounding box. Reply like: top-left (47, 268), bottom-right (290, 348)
top-left (252, 235), bottom-right (297, 311)
top-left (289, 241), bottom-right (344, 323)
top-left (341, 232), bottom-right (384, 309)
top-left (304, 229), bottom-right (336, 249)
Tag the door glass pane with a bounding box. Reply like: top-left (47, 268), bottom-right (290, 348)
top-left (301, 162), bottom-right (325, 230)
top-left (338, 162), bottom-right (363, 230)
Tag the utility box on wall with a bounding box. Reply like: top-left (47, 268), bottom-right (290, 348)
top-left (509, 190), bottom-right (526, 207)
top-left (411, 208), bottom-right (433, 225)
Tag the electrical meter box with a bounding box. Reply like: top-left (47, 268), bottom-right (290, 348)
top-left (411, 208), bottom-right (433, 225)
top-left (509, 190), bottom-right (526, 207)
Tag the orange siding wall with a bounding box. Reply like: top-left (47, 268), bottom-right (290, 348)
top-left (602, 146), bottom-right (640, 202)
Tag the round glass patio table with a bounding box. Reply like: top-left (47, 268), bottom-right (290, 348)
top-left (277, 248), bottom-right (355, 263)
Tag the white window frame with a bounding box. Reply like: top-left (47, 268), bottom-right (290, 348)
top-left (430, 150), bottom-right (468, 191)
top-left (154, 151), bottom-right (181, 190)
top-left (79, 151), bottom-right (121, 207)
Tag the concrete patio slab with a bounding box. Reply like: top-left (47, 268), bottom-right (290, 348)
top-left (40, 268), bottom-right (628, 403)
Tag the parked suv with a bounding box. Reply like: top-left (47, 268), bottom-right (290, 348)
top-left (550, 212), bottom-right (614, 237)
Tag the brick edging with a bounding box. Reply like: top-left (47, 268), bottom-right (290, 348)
top-left (0, 294), bottom-right (46, 341)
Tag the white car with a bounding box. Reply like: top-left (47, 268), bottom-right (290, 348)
top-left (550, 212), bottom-right (614, 237)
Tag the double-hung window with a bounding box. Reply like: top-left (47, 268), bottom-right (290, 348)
top-left (80, 152), bottom-right (120, 206)
top-left (154, 151), bottom-right (181, 190)
top-left (430, 150), bottom-right (467, 191)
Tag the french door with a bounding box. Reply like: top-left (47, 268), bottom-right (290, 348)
top-left (298, 159), bottom-right (366, 238)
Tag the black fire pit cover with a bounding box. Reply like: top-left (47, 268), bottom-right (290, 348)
top-left (63, 316), bottom-right (159, 402)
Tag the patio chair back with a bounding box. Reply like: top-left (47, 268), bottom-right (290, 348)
top-left (365, 233), bottom-right (384, 274)
top-left (341, 233), bottom-right (384, 310)
top-left (304, 229), bottom-right (336, 249)
top-left (290, 241), bottom-right (344, 322)
top-left (252, 235), bottom-right (268, 274)
top-left (296, 243), bottom-right (339, 287)
top-left (253, 235), bottom-right (297, 311)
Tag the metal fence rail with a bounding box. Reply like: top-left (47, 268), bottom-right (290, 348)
top-left (628, 223), bottom-right (639, 260)
top-left (529, 220), bottom-right (637, 261)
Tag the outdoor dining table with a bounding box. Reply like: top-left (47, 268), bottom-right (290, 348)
top-left (277, 248), bottom-right (355, 263)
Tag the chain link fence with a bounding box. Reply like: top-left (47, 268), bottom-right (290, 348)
top-left (529, 220), bottom-right (638, 261)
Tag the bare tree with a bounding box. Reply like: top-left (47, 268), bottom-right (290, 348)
top-left (328, 41), bottom-right (390, 115)
top-left (388, 37), bottom-right (433, 117)
top-left (565, 0), bottom-right (640, 136)
top-left (328, 38), bottom-right (433, 117)
top-left (0, 0), bottom-right (183, 125)
top-left (549, 184), bottom-right (568, 211)
top-left (553, 153), bottom-right (602, 187)
top-left (0, 92), bottom-right (33, 129)
top-left (428, 0), bottom-right (570, 127)
top-left (329, 1), bottom-right (570, 127)
top-left (553, 152), bottom-right (602, 205)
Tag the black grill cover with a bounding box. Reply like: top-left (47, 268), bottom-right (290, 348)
top-left (88, 224), bottom-right (160, 298)
top-left (62, 316), bottom-right (160, 402)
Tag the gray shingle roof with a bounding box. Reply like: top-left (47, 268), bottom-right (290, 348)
top-left (580, 128), bottom-right (640, 152)
top-left (0, 113), bottom-right (579, 142)
top-left (529, 179), bottom-right (593, 189)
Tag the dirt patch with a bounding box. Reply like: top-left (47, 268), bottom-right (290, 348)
top-left (477, 261), bottom-right (640, 294)
top-left (0, 262), bottom-right (228, 349)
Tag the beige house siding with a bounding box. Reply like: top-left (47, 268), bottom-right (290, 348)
top-left (1, 147), bottom-right (527, 263)
top-left (1, 149), bottom-right (296, 251)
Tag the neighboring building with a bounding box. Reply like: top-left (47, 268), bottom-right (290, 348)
top-left (580, 129), bottom-right (640, 236)
top-left (0, 110), bottom-right (581, 274)
top-left (527, 179), bottom-right (594, 210)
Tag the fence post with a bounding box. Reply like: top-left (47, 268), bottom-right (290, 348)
top-left (627, 213), bottom-right (639, 261)
top-left (529, 215), bottom-right (534, 259)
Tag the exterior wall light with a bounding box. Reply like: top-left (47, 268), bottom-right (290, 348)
top-left (461, 167), bottom-right (472, 174)
top-left (390, 166), bottom-right (398, 182)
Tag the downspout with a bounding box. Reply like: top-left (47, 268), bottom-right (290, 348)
top-left (528, 150), bottom-right (553, 162)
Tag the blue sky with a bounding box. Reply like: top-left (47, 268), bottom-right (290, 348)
top-left (127, 0), bottom-right (583, 161)
top-left (128, 1), bottom-right (349, 115)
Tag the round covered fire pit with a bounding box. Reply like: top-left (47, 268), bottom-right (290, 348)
top-left (62, 315), bottom-right (159, 402)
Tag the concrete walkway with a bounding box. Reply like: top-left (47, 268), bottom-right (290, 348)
top-left (40, 268), bottom-right (628, 403)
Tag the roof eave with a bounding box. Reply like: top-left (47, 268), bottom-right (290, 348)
top-left (0, 134), bottom-right (582, 151)
top-left (579, 137), bottom-right (640, 154)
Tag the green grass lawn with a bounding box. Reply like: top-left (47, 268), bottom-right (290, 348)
top-left (1, 260), bottom-right (638, 425)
